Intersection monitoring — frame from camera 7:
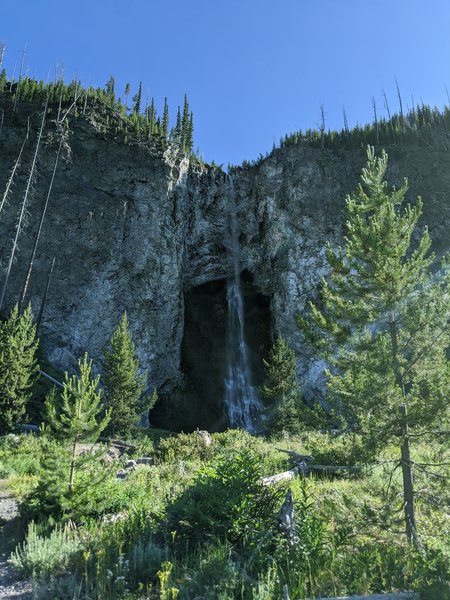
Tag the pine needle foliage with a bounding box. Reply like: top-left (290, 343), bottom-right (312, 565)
top-left (0, 304), bottom-right (38, 433)
top-left (298, 146), bottom-right (450, 542)
top-left (0, 69), bottom-right (196, 157)
top-left (45, 353), bottom-right (110, 490)
top-left (261, 336), bottom-right (306, 434)
top-left (102, 313), bottom-right (147, 437)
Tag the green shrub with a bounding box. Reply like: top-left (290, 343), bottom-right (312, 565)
top-left (302, 431), bottom-right (368, 466)
top-left (20, 446), bottom-right (135, 523)
top-left (166, 448), bottom-right (284, 547)
top-left (11, 521), bottom-right (83, 578)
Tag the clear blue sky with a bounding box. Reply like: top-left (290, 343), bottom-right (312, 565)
top-left (2, 0), bottom-right (450, 166)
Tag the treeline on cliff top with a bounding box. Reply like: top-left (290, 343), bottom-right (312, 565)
top-left (0, 66), bottom-right (195, 157)
top-left (2, 50), bottom-right (450, 171)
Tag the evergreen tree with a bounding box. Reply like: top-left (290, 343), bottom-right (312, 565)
top-left (162, 97), bottom-right (169, 139)
top-left (146, 97), bottom-right (156, 134)
top-left (181, 94), bottom-right (189, 152)
top-left (132, 81), bottom-right (142, 114)
top-left (261, 336), bottom-right (305, 435)
top-left (172, 105), bottom-right (182, 143)
top-left (45, 353), bottom-right (110, 491)
top-left (102, 313), bottom-right (147, 437)
top-left (187, 111), bottom-right (194, 154)
top-left (105, 76), bottom-right (115, 101)
top-left (298, 146), bottom-right (450, 544)
top-left (124, 82), bottom-right (130, 108)
top-left (0, 304), bottom-right (39, 433)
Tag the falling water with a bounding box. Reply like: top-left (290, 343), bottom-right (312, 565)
top-left (224, 176), bottom-right (262, 431)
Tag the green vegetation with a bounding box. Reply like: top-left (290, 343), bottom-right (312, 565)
top-left (299, 146), bottom-right (450, 545)
top-left (0, 304), bottom-right (38, 433)
top-left (240, 99), bottom-right (450, 169)
top-left (0, 68), bottom-right (197, 158)
top-left (45, 353), bottom-right (110, 491)
top-left (0, 430), bottom-right (448, 599)
top-left (261, 335), bottom-right (309, 434)
top-left (102, 313), bottom-right (147, 437)
top-left (0, 68), bottom-right (449, 598)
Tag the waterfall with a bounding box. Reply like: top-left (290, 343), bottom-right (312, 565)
top-left (224, 176), bottom-right (262, 431)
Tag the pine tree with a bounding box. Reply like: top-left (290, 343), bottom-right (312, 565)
top-left (124, 82), bottom-right (130, 109)
top-left (172, 105), bottom-right (182, 143)
top-left (0, 304), bottom-right (39, 433)
top-left (187, 111), bottom-right (194, 154)
top-left (105, 76), bottom-right (115, 102)
top-left (102, 313), bottom-right (147, 437)
top-left (298, 146), bottom-right (450, 544)
top-left (181, 94), bottom-right (189, 152)
top-left (261, 336), bottom-right (305, 435)
top-left (45, 353), bottom-right (110, 491)
top-left (146, 97), bottom-right (156, 134)
top-left (132, 81), bottom-right (142, 114)
top-left (162, 97), bottom-right (169, 139)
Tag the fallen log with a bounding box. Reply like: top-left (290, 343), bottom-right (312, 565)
top-left (262, 469), bottom-right (297, 486)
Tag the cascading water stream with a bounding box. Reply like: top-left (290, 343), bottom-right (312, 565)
top-left (224, 176), bottom-right (262, 431)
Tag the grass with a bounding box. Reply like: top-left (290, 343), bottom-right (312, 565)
top-left (0, 429), bottom-right (448, 599)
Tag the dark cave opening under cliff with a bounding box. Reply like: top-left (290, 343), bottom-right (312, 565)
top-left (177, 271), bottom-right (272, 432)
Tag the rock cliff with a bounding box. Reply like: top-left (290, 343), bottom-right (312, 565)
top-left (1, 101), bottom-right (450, 430)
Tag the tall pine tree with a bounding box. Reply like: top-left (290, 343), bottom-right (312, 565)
top-left (162, 97), bottom-right (169, 139)
top-left (132, 81), bottom-right (142, 114)
top-left (102, 313), bottom-right (147, 437)
top-left (0, 304), bottom-right (39, 433)
top-left (298, 146), bottom-right (450, 544)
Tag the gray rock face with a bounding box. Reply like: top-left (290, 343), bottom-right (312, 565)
top-left (1, 103), bottom-right (450, 429)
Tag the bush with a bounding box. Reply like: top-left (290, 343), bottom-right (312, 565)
top-left (20, 445), bottom-right (137, 523)
top-left (166, 448), bottom-right (284, 547)
top-left (11, 521), bottom-right (83, 578)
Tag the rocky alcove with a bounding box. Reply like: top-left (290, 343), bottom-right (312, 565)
top-left (152, 271), bottom-right (272, 432)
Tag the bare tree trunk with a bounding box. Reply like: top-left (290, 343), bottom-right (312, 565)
top-left (36, 257), bottom-right (55, 332)
top-left (0, 42), bottom-right (6, 70)
top-left (342, 106), bottom-right (349, 146)
top-left (0, 101), bottom-right (47, 311)
top-left (19, 136), bottom-right (63, 308)
top-left (382, 87), bottom-right (396, 144)
top-left (389, 315), bottom-right (417, 545)
top-left (400, 404), bottom-right (417, 545)
top-left (372, 96), bottom-right (379, 145)
top-left (12, 44), bottom-right (27, 116)
top-left (0, 124), bottom-right (29, 219)
top-left (68, 434), bottom-right (79, 492)
top-left (320, 103), bottom-right (326, 149)
top-left (395, 77), bottom-right (404, 120)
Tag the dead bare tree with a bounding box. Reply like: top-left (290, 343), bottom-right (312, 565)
top-left (319, 103), bottom-right (326, 149)
top-left (0, 100), bottom-right (47, 311)
top-left (0, 42), bottom-right (6, 70)
top-left (382, 87), bottom-right (391, 120)
top-left (0, 121), bottom-right (30, 218)
top-left (12, 44), bottom-right (27, 116)
top-left (395, 77), bottom-right (404, 120)
top-left (342, 106), bottom-right (349, 146)
top-left (382, 87), bottom-right (396, 143)
top-left (371, 96), bottom-right (380, 145)
top-left (19, 135), bottom-right (63, 307)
